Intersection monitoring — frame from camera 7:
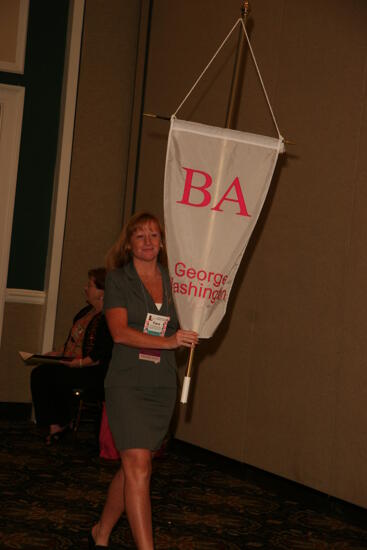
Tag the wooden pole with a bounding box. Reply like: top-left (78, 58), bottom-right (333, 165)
top-left (180, 3), bottom-right (250, 405)
top-left (180, 345), bottom-right (195, 403)
top-left (225, 1), bottom-right (250, 129)
top-left (180, 2), bottom-right (250, 405)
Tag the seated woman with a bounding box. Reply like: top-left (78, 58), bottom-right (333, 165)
top-left (31, 267), bottom-right (113, 445)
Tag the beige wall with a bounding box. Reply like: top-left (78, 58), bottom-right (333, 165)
top-left (3, 0), bottom-right (367, 510)
top-left (0, 1), bottom-right (145, 399)
top-left (0, 302), bottom-right (44, 402)
top-left (0, 1), bottom-right (43, 403)
top-left (130, 0), bottom-right (367, 508)
top-left (0, 0), bottom-right (20, 63)
top-left (54, 0), bottom-right (144, 346)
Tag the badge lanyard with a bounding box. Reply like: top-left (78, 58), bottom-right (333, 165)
top-left (138, 273), bottom-right (170, 363)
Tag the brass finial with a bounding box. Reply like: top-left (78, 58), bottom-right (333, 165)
top-left (241, 1), bottom-right (250, 20)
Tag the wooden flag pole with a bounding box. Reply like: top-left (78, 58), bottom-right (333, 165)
top-left (180, 344), bottom-right (195, 403)
top-left (180, 2), bottom-right (250, 405)
top-left (142, 3), bottom-right (294, 144)
top-left (225, 1), bottom-right (250, 128)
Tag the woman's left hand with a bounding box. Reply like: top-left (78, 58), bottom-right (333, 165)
top-left (173, 330), bottom-right (199, 349)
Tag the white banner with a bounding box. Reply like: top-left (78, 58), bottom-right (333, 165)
top-left (164, 117), bottom-right (283, 339)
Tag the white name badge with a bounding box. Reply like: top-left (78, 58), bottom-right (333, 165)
top-left (139, 313), bottom-right (170, 363)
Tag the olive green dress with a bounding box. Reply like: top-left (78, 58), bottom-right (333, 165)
top-left (103, 262), bottom-right (179, 451)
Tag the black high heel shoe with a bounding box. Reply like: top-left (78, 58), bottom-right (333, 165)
top-left (88, 530), bottom-right (109, 549)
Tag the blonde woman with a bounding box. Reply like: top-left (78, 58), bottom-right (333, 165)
top-left (89, 212), bottom-right (198, 549)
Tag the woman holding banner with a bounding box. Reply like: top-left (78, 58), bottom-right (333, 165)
top-left (89, 212), bottom-right (198, 550)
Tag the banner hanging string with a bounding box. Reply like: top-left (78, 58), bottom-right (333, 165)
top-left (173, 17), bottom-right (283, 141)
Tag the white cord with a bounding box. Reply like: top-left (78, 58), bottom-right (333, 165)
top-left (239, 19), bottom-right (282, 139)
top-left (173, 18), bottom-right (242, 118)
top-left (173, 17), bottom-right (283, 140)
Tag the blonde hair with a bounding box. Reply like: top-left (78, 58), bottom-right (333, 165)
top-left (105, 211), bottom-right (167, 271)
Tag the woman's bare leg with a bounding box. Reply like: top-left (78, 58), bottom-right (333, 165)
top-left (122, 448), bottom-right (153, 550)
top-left (92, 463), bottom-right (125, 546)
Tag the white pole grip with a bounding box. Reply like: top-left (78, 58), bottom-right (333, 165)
top-left (180, 376), bottom-right (191, 404)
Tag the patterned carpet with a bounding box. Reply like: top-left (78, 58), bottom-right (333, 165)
top-left (0, 418), bottom-right (366, 549)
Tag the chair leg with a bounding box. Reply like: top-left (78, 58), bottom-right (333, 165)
top-left (73, 399), bottom-right (83, 432)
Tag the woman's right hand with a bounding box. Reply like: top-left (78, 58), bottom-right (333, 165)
top-left (168, 329), bottom-right (199, 349)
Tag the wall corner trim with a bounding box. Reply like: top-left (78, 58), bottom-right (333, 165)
top-left (41, 0), bottom-right (85, 352)
top-left (5, 288), bottom-right (46, 305)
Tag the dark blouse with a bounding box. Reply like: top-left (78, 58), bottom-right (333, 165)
top-left (103, 262), bottom-right (179, 389)
top-left (63, 305), bottom-right (113, 371)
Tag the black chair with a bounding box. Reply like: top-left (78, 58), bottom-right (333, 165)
top-left (71, 386), bottom-right (104, 433)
